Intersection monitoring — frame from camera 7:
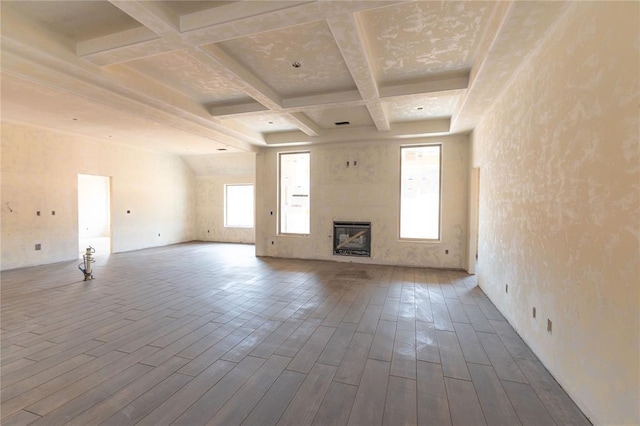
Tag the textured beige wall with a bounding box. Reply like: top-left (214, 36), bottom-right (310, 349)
top-left (256, 135), bottom-right (468, 268)
top-left (186, 152), bottom-right (256, 244)
top-left (472, 2), bottom-right (639, 424)
top-left (1, 122), bottom-right (196, 270)
top-left (195, 176), bottom-right (255, 244)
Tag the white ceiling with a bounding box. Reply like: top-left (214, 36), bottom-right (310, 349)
top-left (0, 1), bottom-right (569, 155)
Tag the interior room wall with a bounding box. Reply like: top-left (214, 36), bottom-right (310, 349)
top-left (1, 122), bottom-right (196, 270)
top-left (187, 152), bottom-right (256, 244)
top-left (255, 135), bottom-right (469, 268)
top-left (471, 2), bottom-right (639, 424)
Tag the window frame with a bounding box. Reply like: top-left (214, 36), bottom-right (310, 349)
top-left (398, 143), bottom-right (442, 242)
top-left (278, 151), bottom-right (311, 236)
top-left (224, 183), bottom-right (254, 228)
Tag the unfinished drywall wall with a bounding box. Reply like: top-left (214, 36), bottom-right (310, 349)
top-left (1, 122), bottom-right (196, 270)
top-left (255, 135), bottom-right (468, 268)
top-left (472, 2), bottom-right (639, 424)
top-left (184, 152), bottom-right (256, 244)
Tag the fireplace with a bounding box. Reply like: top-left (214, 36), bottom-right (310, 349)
top-left (333, 221), bottom-right (371, 257)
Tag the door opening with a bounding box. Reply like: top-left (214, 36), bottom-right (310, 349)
top-left (78, 174), bottom-right (111, 258)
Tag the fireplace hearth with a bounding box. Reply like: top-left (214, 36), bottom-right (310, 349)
top-left (333, 221), bottom-right (371, 257)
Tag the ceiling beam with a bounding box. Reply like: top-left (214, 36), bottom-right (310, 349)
top-left (264, 119), bottom-right (450, 145)
top-left (287, 112), bottom-right (322, 137)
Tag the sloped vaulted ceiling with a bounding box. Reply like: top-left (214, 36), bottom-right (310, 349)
top-left (1, 1), bottom-right (569, 155)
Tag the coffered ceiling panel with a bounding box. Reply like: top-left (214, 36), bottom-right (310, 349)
top-left (215, 20), bottom-right (357, 98)
top-left (1, 0), bottom-right (571, 154)
top-left (361, 1), bottom-right (493, 84)
top-left (305, 106), bottom-right (374, 129)
top-left (385, 93), bottom-right (461, 122)
top-left (125, 50), bottom-right (250, 105)
top-left (233, 114), bottom-right (301, 133)
top-left (8, 1), bottom-right (142, 42)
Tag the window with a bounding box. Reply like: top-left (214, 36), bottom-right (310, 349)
top-left (224, 184), bottom-right (254, 228)
top-left (279, 152), bottom-right (310, 234)
top-left (400, 145), bottom-right (441, 240)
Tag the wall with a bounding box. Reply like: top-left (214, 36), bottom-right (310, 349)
top-left (186, 152), bottom-right (256, 244)
top-left (1, 122), bottom-right (196, 270)
top-left (256, 135), bottom-right (468, 268)
top-left (471, 2), bottom-right (639, 424)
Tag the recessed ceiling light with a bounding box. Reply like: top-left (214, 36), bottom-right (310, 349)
top-left (291, 61), bottom-right (301, 68)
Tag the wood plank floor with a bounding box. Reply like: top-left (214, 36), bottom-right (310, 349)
top-left (1, 242), bottom-right (590, 425)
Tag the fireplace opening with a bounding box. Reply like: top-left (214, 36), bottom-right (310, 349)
top-left (333, 221), bottom-right (371, 257)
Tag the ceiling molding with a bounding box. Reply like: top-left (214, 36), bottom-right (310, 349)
top-left (264, 118), bottom-right (450, 145)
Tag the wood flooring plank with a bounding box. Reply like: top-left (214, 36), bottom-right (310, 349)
top-left (178, 325), bottom-right (256, 376)
top-left (207, 354), bottom-right (291, 426)
top-left (140, 321), bottom-right (221, 366)
top-left (0, 351), bottom-right (126, 421)
top-left (415, 299), bottom-right (433, 323)
top-left (1, 354), bottom-right (95, 403)
top-left (347, 359), bottom-right (390, 426)
top-left (489, 320), bottom-right (537, 360)
top-left (453, 322), bottom-right (490, 365)
top-left (461, 304), bottom-right (495, 333)
top-left (368, 320), bottom-right (396, 362)
top-left (515, 357), bottom-right (590, 425)
top-left (64, 356), bottom-right (189, 426)
top-left (444, 299), bottom-right (471, 324)
top-left (312, 381), bottom-right (358, 426)
top-left (380, 297), bottom-right (400, 322)
top-left (416, 361), bottom-right (451, 426)
top-left (390, 327), bottom-right (417, 379)
top-left (221, 320), bottom-right (282, 362)
top-left (416, 320), bottom-right (440, 364)
top-left (382, 375), bottom-right (417, 426)
top-left (29, 363), bottom-right (152, 426)
top-left (501, 380), bottom-right (556, 426)
top-left (24, 345), bottom-right (159, 416)
top-left (173, 356), bottom-right (265, 426)
top-left (100, 373), bottom-right (193, 426)
top-left (334, 332), bottom-right (374, 386)
top-left (468, 363), bottom-right (521, 425)
top-left (317, 322), bottom-right (357, 366)
top-left (136, 359), bottom-right (235, 426)
top-left (241, 370), bottom-right (306, 426)
top-left (356, 304), bottom-right (383, 334)
top-left (445, 377), bottom-right (487, 426)
top-left (249, 318), bottom-right (303, 359)
top-left (477, 332), bottom-right (527, 383)
top-left (432, 302), bottom-right (455, 332)
top-left (436, 330), bottom-right (470, 380)
top-left (277, 363), bottom-right (337, 426)
top-left (287, 325), bottom-right (336, 373)
top-left (320, 300), bottom-right (352, 327)
top-left (1, 409), bottom-right (41, 426)
top-left (274, 317), bottom-right (322, 358)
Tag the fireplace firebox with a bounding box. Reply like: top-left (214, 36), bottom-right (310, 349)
top-left (333, 221), bottom-right (371, 257)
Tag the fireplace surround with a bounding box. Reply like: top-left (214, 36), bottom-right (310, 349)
top-left (333, 221), bottom-right (371, 257)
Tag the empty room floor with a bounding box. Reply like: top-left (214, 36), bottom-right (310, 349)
top-left (0, 242), bottom-right (590, 425)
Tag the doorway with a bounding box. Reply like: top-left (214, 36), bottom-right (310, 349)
top-left (78, 174), bottom-right (111, 257)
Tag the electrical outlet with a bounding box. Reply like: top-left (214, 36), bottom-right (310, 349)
top-left (51, 211), bottom-right (55, 216)
top-left (547, 319), bottom-right (552, 334)
top-left (445, 249), bottom-right (449, 254)
top-left (35, 243), bottom-right (41, 250)
top-left (532, 307), bottom-right (536, 318)
top-left (36, 211), bottom-right (41, 216)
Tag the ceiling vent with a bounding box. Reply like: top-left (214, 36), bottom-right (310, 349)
top-left (334, 121), bottom-right (350, 126)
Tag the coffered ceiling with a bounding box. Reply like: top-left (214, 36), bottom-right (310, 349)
top-left (0, 1), bottom-right (569, 155)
